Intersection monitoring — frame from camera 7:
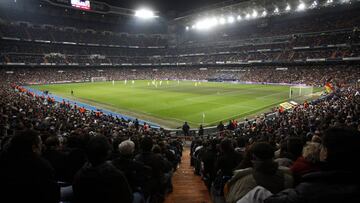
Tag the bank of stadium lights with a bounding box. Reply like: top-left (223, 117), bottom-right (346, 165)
top-left (191, 17), bottom-right (219, 30)
top-left (297, 2), bottom-right (306, 11)
top-left (185, 0), bottom-right (347, 31)
top-left (135, 8), bottom-right (157, 19)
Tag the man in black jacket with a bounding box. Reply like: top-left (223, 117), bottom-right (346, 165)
top-left (73, 136), bottom-right (133, 203)
top-left (0, 130), bottom-right (60, 203)
top-left (265, 128), bottom-right (360, 203)
top-left (182, 122), bottom-right (190, 136)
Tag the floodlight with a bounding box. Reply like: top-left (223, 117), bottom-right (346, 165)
top-left (237, 15), bottom-right (242, 21)
top-left (326, 0), bottom-right (333, 3)
top-left (285, 4), bottom-right (291, 11)
top-left (194, 17), bottom-right (219, 30)
top-left (209, 17), bottom-right (218, 27)
top-left (191, 24), bottom-right (196, 29)
top-left (135, 8), bottom-right (156, 19)
top-left (185, 26), bottom-right (189, 30)
top-left (219, 17), bottom-right (226, 25)
top-left (245, 13), bottom-right (251, 19)
top-left (227, 16), bottom-right (235, 23)
top-left (196, 18), bottom-right (209, 30)
top-left (262, 10), bottom-right (267, 17)
top-left (310, 1), bottom-right (318, 8)
top-left (274, 7), bottom-right (279, 14)
top-left (252, 10), bottom-right (258, 18)
top-left (195, 21), bottom-right (205, 30)
top-left (297, 2), bottom-right (306, 11)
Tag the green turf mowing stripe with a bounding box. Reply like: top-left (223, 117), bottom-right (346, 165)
top-left (31, 80), bottom-right (321, 128)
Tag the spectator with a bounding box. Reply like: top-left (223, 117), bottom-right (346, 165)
top-left (73, 136), bottom-right (133, 203)
top-left (112, 139), bottom-right (152, 193)
top-left (198, 124), bottom-right (204, 136)
top-left (290, 142), bottom-right (321, 185)
top-left (0, 130), bottom-right (60, 203)
top-left (265, 128), bottom-right (360, 203)
top-left (225, 142), bottom-right (293, 203)
top-left (182, 121), bottom-right (190, 136)
top-left (134, 137), bottom-right (169, 201)
top-left (217, 121), bottom-right (225, 132)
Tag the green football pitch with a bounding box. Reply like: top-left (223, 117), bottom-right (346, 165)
top-left (31, 80), bottom-right (316, 128)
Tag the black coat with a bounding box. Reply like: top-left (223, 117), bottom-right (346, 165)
top-left (0, 155), bottom-right (60, 203)
top-left (73, 162), bottom-right (133, 203)
top-left (265, 170), bottom-right (360, 203)
top-left (112, 155), bottom-right (152, 191)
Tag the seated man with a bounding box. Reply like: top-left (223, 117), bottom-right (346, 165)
top-left (112, 139), bottom-right (152, 192)
top-left (0, 130), bottom-right (60, 203)
top-left (225, 142), bottom-right (293, 203)
top-left (73, 136), bottom-right (133, 203)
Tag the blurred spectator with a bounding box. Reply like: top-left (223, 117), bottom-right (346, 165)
top-left (73, 135), bottom-right (133, 203)
top-left (265, 128), bottom-right (360, 203)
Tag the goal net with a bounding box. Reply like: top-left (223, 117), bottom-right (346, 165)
top-left (289, 85), bottom-right (313, 99)
top-left (91, 76), bottom-right (107, 83)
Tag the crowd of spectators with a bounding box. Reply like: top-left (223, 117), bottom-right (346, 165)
top-left (0, 82), bottom-right (183, 203)
top-left (1, 65), bottom-right (359, 87)
top-left (190, 85), bottom-right (360, 203)
top-left (0, 21), bottom-right (168, 47)
top-left (1, 30), bottom-right (359, 65)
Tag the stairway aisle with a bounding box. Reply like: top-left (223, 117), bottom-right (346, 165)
top-left (165, 147), bottom-right (212, 203)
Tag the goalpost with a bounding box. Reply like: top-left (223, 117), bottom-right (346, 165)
top-left (91, 76), bottom-right (107, 83)
top-left (289, 85), bottom-right (314, 99)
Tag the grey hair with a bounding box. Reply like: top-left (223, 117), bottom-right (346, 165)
top-left (118, 140), bottom-right (135, 155)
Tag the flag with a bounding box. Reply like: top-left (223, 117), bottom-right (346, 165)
top-left (324, 82), bottom-right (334, 93)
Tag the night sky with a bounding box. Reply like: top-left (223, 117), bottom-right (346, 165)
top-left (97, 0), bottom-right (233, 17)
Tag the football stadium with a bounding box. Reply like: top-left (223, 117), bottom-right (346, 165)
top-left (0, 0), bottom-right (360, 203)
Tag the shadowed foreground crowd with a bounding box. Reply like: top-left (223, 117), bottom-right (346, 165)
top-left (0, 83), bottom-right (183, 203)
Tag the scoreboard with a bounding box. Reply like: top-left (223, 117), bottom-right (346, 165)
top-left (70, 0), bottom-right (91, 10)
top-left (47, 0), bottom-right (133, 15)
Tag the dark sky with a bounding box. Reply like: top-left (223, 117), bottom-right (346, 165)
top-left (98, 0), bottom-right (231, 17)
